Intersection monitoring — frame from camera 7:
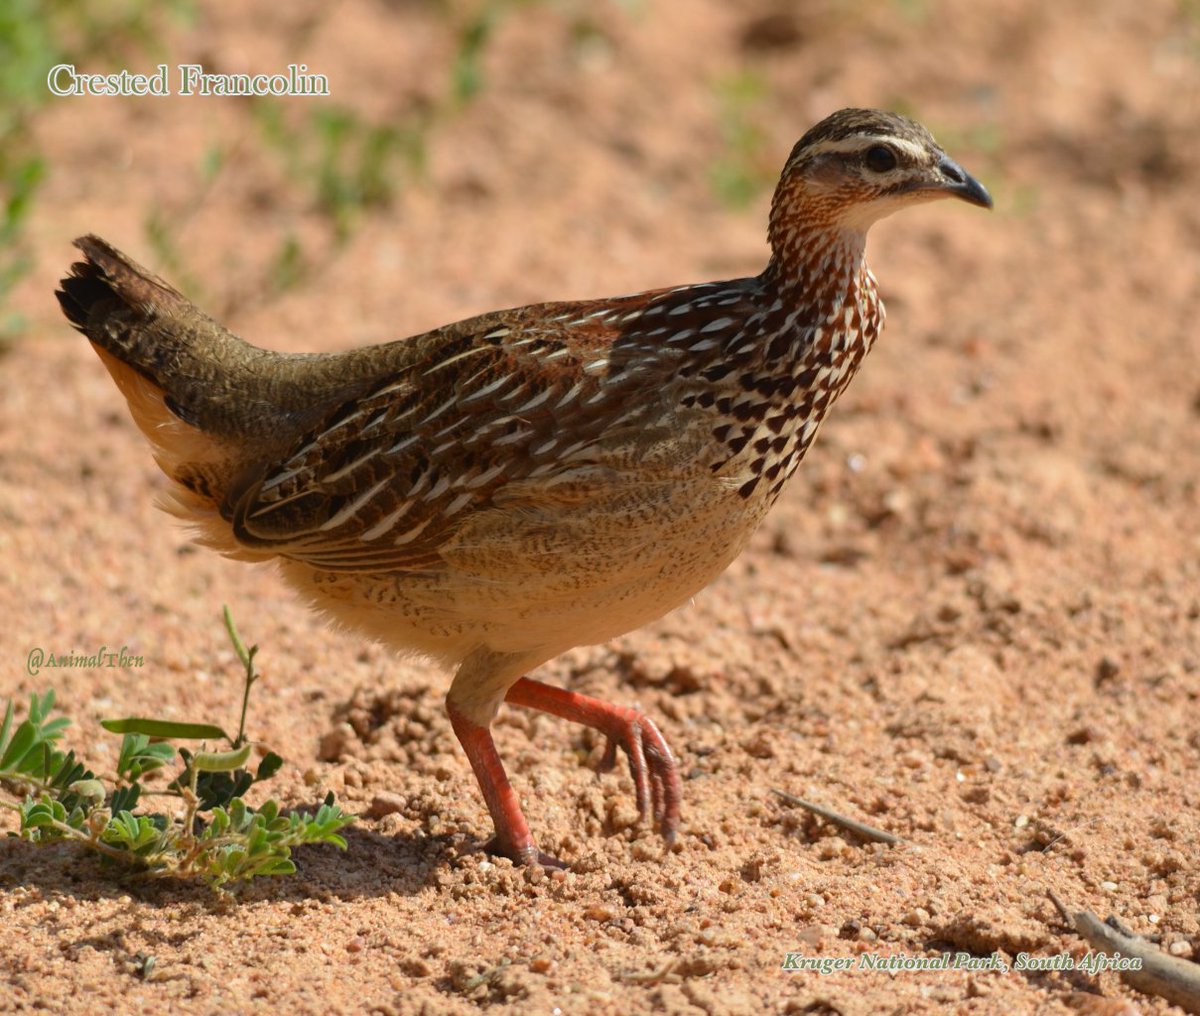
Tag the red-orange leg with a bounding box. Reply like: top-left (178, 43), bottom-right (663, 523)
top-left (445, 700), bottom-right (566, 869)
top-left (504, 677), bottom-right (681, 845)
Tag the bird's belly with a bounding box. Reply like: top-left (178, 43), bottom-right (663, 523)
top-left (285, 468), bottom-right (764, 664)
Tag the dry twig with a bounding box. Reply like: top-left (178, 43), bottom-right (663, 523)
top-left (1047, 890), bottom-right (1200, 1014)
top-left (770, 789), bottom-right (900, 845)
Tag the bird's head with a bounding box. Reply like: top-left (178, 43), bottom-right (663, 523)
top-left (771, 108), bottom-right (992, 242)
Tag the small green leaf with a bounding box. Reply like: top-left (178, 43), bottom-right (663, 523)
top-left (110, 784), bottom-right (141, 815)
top-left (192, 742), bottom-right (252, 773)
top-left (22, 805), bottom-right (56, 828)
top-left (255, 857), bottom-right (296, 876)
top-left (222, 605), bottom-right (255, 670)
top-left (0, 699), bottom-right (14, 750)
top-left (255, 752), bottom-right (283, 782)
top-left (100, 718), bottom-right (229, 740)
top-left (0, 720), bottom-right (35, 772)
top-left (30, 690), bottom-right (55, 722)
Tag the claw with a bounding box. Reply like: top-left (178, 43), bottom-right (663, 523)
top-left (484, 836), bottom-right (568, 870)
top-left (597, 735), bottom-right (619, 774)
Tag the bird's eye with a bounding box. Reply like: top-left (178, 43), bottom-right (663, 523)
top-left (864, 145), bottom-right (897, 173)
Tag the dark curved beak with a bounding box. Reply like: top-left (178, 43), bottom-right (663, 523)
top-left (936, 154), bottom-right (993, 209)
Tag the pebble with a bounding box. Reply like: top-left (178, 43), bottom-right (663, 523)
top-left (366, 792), bottom-right (407, 819)
top-left (317, 723), bottom-right (357, 762)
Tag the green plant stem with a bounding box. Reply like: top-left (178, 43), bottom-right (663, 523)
top-left (235, 674), bottom-right (255, 748)
top-left (0, 799), bottom-right (129, 862)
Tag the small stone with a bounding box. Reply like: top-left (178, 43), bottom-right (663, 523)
top-left (902, 908), bottom-right (929, 926)
top-left (630, 839), bottom-right (659, 861)
top-left (365, 792), bottom-right (407, 819)
top-left (318, 723), bottom-right (357, 762)
top-left (1095, 657), bottom-right (1120, 685)
top-left (796, 924), bottom-right (838, 946)
top-left (400, 958), bottom-right (433, 977)
top-left (817, 836), bottom-right (848, 860)
top-left (743, 732), bottom-right (776, 759)
top-left (1168, 940), bottom-right (1193, 958)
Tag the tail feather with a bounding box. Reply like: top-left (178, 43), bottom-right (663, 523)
top-left (57, 235), bottom-right (399, 561)
top-left (57, 235), bottom-right (237, 471)
top-left (57, 234), bottom-right (189, 339)
top-left (57, 236), bottom-right (272, 559)
top-left (57, 235), bottom-right (261, 435)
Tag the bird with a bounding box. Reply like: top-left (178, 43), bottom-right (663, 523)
top-left (57, 108), bottom-right (991, 868)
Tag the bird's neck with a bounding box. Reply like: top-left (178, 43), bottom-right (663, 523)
top-left (763, 213), bottom-right (874, 321)
top-left (759, 206), bottom-right (885, 381)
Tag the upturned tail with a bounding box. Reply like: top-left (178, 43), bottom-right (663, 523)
top-left (56, 235), bottom-right (291, 443)
top-left (57, 236), bottom-right (307, 557)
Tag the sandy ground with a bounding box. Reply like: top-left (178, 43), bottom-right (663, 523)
top-left (2, 1), bottom-right (1198, 1013)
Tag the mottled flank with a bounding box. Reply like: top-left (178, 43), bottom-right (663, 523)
top-left (57, 108), bottom-right (991, 867)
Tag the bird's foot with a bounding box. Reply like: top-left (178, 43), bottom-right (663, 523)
top-left (504, 678), bottom-right (682, 846)
top-left (594, 708), bottom-right (681, 845)
top-left (483, 835), bottom-right (568, 871)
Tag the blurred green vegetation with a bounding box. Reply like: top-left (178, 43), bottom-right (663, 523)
top-left (709, 70), bottom-right (775, 210)
top-left (0, 0), bottom-right (192, 346)
top-left (0, 0), bottom-right (943, 329)
top-left (252, 101), bottom-right (431, 244)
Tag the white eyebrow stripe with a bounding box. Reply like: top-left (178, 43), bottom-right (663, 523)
top-left (802, 135), bottom-right (927, 162)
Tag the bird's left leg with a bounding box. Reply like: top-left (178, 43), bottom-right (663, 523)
top-left (446, 649), bottom-right (565, 868)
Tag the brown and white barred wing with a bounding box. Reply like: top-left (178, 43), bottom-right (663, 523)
top-left (225, 311), bottom-right (652, 572)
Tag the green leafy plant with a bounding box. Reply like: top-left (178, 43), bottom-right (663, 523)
top-left (0, 607), bottom-right (352, 888)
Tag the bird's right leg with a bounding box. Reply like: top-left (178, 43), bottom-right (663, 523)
top-left (445, 649), bottom-right (565, 869)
